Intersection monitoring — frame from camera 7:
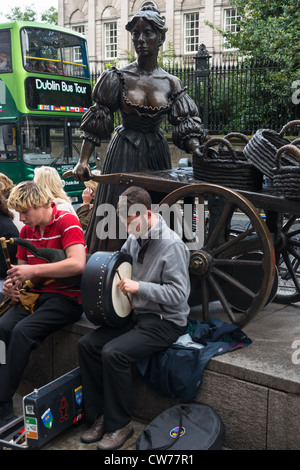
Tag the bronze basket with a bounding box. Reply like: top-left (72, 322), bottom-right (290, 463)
top-left (273, 144), bottom-right (300, 200)
top-left (244, 120), bottom-right (300, 179)
top-left (192, 135), bottom-right (263, 191)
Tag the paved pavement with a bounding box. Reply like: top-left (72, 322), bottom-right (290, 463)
top-left (8, 299), bottom-right (300, 450)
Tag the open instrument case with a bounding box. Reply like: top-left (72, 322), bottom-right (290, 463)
top-left (0, 367), bottom-right (83, 450)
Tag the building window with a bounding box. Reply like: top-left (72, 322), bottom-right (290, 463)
top-left (72, 26), bottom-right (85, 62)
top-left (73, 25), bottom-right (85, 35)
top-left (104, 22), bottom-right (117, 59)
top-left (224, 8), bottom-right (240, 33)
top-left (184, 13), bottom-right (199, 54)
top-left (223, 8), bottom-right (240, 50)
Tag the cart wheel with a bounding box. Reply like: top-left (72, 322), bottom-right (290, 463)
top-left (274, 214), bottom-right (300, 304)
top-left (158, 183), bottom-right (275, 327)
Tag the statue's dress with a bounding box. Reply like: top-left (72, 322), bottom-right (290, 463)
top-left (80, 67), bottom-right (203, 252)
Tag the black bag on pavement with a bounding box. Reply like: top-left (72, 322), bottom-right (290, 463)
top-left (136, 403), bottom-right (225, 450)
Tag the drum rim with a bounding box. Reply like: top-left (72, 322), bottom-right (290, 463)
top-left (81, 251), bottom-right (133, 327)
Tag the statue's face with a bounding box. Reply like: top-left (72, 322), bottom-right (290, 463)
top-left (131, 19), bottom-right (162, 57)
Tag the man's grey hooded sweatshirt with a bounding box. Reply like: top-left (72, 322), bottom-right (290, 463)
top-left (121, 215), bottom-right (190, 327)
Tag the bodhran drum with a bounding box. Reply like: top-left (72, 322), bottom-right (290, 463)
top-left (81, 251), bottom-right (133, 327)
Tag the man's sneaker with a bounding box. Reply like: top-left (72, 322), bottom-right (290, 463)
top-left (0, 400), bottom-right (14, 428)
top-left (96, 422), bottom-right (133, 450)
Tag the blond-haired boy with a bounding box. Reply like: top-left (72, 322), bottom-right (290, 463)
top-left (0, 181), bottom-right (86, 426)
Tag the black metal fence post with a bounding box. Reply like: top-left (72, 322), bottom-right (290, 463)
top-left (194, 44), bottom-right (211, 130)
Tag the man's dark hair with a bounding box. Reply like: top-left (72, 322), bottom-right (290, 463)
top-left (117, 186), bottom-right (152, 219)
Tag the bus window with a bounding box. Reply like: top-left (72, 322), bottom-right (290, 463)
top-left (0, 124), bottom-right (17, 160)
top-left (0, 30), bottom-right (12, 73)
top-left (21, 27), bottom-right (89, 78)
top-left (22, 116), bottom-right (62, 165)
top-left (21, 116), bottom-right (96, 166)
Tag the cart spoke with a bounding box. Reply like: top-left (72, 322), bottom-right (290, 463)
top-left (214, 258), bottom-right (262, 267)
top-left (212, 227), bottom-right (255, 257)
top-left (282, 251), bottom-right (300, 294)
top-left (212, 267), bottom-right (256, 299)
top-left (287, 227), bottom-right (300, 238)
top-left (288, 244), bottom-right (300, 262)
top-left (201, 277), bottom-right (210, 321)
top-left (205, 201), bottom-right (233, 250)
top-left (208, 274), bottom-right (237, 323)
top-left (288, 237), bottom-right (300, 249)
top-left (282, 215), bottom-right (297, 232)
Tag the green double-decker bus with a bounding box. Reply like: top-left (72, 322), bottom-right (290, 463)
top-left (0, 21), bottom-right (96, 203)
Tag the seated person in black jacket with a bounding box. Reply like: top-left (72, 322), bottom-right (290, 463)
top-left (0, 193), bottom-right (19, 297)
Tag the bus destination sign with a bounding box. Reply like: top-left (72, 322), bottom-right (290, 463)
top-left (25, 77), bottom-right (92, 112)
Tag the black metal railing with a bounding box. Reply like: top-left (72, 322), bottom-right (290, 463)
top-left (90, 51), bottom-right (299, 136)
top-left (203, 59), bottom-right (299, 135)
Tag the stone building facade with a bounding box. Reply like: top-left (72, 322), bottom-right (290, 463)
top-left (58, 0), bottom-right (239, 69)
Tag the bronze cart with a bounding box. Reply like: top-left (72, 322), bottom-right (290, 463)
top-left (81, 168), bottom-right (300, 328)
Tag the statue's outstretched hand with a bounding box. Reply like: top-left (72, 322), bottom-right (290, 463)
top-left (186, 137), bottom-right (203, 159)
top-left (192, 146), bottom-right (203, 159)
top-left (73, 161), bottom-right (92, 181)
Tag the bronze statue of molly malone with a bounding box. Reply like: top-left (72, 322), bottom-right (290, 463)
top-left (73, 5), bottom-right (206, 253)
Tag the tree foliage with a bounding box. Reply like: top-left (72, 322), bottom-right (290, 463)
top-left (41, 7), bottom-right (58, 25)
top-left (5, 4), bottom-right (58, 24)
top-left (205, 0), bottom-right (300, 102)
top-left (6, 6), bottom-right (36, 22)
